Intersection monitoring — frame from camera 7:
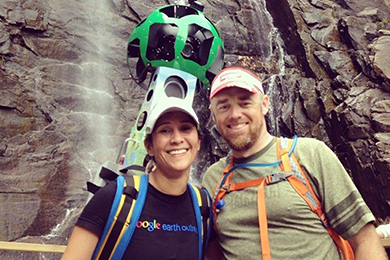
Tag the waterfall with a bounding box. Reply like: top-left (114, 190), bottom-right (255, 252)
top-left (76, 0), bottom-right (118, 180)
top-left (44, 208), bottom-right (77, 239)
top-left (247, 0), bottom-right (288, 137)
top-left (43, 0), bottom-right (120, 242)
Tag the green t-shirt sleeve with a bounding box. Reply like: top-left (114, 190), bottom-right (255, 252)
top-left (295, 138), bottom-right (375, 239)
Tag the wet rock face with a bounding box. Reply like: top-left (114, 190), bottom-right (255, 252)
top-left (0, 0), bottom-right (389, 257)
top-left (0, 0), bottom-right (145, 252)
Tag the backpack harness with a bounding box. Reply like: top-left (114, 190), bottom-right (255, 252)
top-left (211, 136), bottom-right (354, 260)
top-left (87, 166), bottom-right (212, 260)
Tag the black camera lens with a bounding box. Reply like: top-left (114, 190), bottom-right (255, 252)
top-left (182, 43), bottom-right (194, 58)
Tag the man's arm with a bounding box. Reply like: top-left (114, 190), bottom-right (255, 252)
top-left (348, 223), bottom-right (388, 260)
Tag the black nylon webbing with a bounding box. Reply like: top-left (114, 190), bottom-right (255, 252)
top-left (119, 164), bottom-right (145, 173)
top-left (199, 187), bottom-right (209, 256)
top-left (87, 181), bottom-right (101, 194)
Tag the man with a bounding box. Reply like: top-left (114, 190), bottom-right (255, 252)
top-left (202, 66), bottom-right (388, 259)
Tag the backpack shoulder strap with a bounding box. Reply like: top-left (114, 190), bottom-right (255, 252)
top-left (278, 136), bottom-right (323, 214)
top-left (92, 174), bottom-right (149, 260)
top-left (188, 184), bottom-right (212, 260)
top-left (279, 136), bottom-right (354, 260)
top-left (276, 136), bottom-right (298, 173)
top-left (111, 174), bottom-right (148, 259)
top-left (92, 175), bottom-right (128, 260)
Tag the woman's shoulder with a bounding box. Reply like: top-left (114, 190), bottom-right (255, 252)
top-left (76, 180), bottom-right (118, 237)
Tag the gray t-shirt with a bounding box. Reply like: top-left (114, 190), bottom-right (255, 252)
top-left (202, 137), bottom-right (374, 260)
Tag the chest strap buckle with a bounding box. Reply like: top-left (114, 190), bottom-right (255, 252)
top-left (266, 172), bottom-right (292, 185)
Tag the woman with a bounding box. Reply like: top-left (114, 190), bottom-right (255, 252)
top-left (61, 98), bottom-right (206, 260)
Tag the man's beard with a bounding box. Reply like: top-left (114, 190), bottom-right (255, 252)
top-left (222, 122), bottom-right (261, 152)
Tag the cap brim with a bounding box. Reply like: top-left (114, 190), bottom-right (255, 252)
top-left (209, 66), bottom-right (264, 100)
top-left (145, 98), bottom-right (199, 134)
top-left (209, 83), bottom-right (259, 100)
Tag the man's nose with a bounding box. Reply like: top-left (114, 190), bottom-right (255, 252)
top-left (229, 103), bottom-right (242, 119)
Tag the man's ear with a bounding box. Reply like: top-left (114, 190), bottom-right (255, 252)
top-left (211, 111), bottom-right (216, 123)
top-left (209, 103), bottom-right (220, 133)
top-left (210, 111), bottom-right (221, 133)
top-left (144, 139), bottom-right (154, 157)
top-left (261, 94), bottom-right (270, 116)
top-left (209, 104), bottom-right (217, 123)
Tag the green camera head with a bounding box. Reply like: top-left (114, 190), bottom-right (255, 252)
top-left (127, 4), bottom-right (224, 89)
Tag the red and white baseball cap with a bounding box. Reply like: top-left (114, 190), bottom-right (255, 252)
top-left (209, 66), bottom-right (264, 100)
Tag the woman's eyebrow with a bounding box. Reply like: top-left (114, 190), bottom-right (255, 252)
top-left (154, 121), bottom-right (171, 128)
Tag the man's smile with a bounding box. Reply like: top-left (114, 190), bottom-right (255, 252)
top-left (228, 122), bottom-right (248, 130)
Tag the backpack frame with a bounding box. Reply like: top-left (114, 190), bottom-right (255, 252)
top-left (211, 136), bottom-right (354, 260)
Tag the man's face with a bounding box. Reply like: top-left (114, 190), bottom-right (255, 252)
top-left (210, 87), bottom-right (269, 154)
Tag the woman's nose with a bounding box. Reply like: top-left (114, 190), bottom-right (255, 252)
top-left (170, 129), bottom-right (184, 144)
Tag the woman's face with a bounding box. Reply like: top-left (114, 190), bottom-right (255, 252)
top-left (145, 111), bottom-right (200, 178)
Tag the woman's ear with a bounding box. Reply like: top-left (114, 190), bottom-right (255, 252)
top-left (144, 139), bottom-right (154, 157)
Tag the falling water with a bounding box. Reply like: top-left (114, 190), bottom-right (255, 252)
top-left (77, 0), bottom-right (118, 179)
top-left (248, 0), bottom-right (288, 136)
top-left (44, 208), bottom-right (77, 239)
top-left (45, 0), bottom-right (120, 242)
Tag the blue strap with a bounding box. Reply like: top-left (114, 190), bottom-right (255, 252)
top-left (92, 176), bottom-right (125, 259)
top-left (202, 188), bottom-right (212, 253)
top-left (290, 135), bottom-right (298, 152)
top-left (111, 174), bottom-right (149, 260)
top-left (188, 184), bottom-right (204, 260)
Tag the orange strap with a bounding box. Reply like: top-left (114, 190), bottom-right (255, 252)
top-left (225, 178), bottom-right (271, 259)
top-left (291, 153), bottom-right (322, 207)
top-left (213, 186), bottom-right (227, 230)
top-left (229, 178), bottom-right (264, 191)
top-left (276, 138), bottom-right (292, 173)
top-left (287, 158), bottom-right (354, 260)
top-left (327, 228), bottom-right (354, 260)
top-left (258, 179), bottom-right (271, 260)
top-left (221, 177), bottom-right (271, 260)
top-left (288, 175), bottom-right (320, 212)
top-left (212, 162), bottom-right (234, 230)
top-left (216, 173), bottom-right (354, 260)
